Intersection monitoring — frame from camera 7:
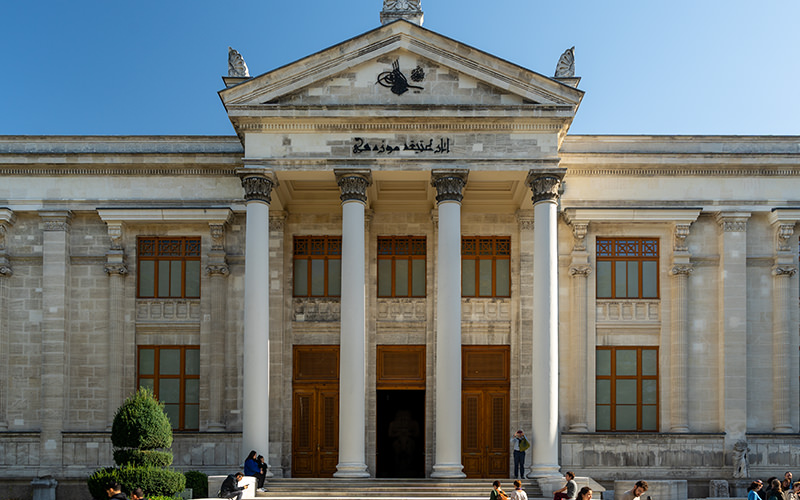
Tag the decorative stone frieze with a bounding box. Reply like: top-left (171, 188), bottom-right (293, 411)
top-left (40, 211), bottom-right (73, 231)
top-left (526, 169), bottom-right (565, 204)
top-left (335, 169), bottom-right (372, 204)
top-left (430, 169), bottom-right (468, 203)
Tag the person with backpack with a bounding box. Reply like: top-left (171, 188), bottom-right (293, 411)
top-left (510, 430), bottom-right (530, 480)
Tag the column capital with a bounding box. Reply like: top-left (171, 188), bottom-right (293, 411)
top-left (670, 264), bottom-right (694, 276)
top-left (715, 212), bottom-right (750, 232)
top-left (39, 210), bottom-right (73, 231)
top-left (206, 264), bottom-right (230, 276)
top-left (238, 168), bottom-right (276, 204)
top-left (772, 265), bottom-right (798, 277)
top-left (526, 169), bottom-right (566, 205)
top-left (0, 209), bottom-right (15, 253)
top-left (335, 169), bottom-right (372, 204)
top-left (104, 263), bottom-right (129, 276)
top-left (569, 265), bottom-right (592, 277)
top-left (431, 169), bottom-right (469, 203)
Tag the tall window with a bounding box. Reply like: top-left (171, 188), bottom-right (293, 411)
top-left (378, 236), bottom-right (426, 297)
top-left (596, 346), bottom-right (658, 431)
top-left (596, 238), bottom-right (659, 299)
top-left (462, 236), bottom-right (510, 297)
top-left (137, 237), bottom-right (201, 298)
top-left (293, 236), bottom-right (341, 297)
top-left (138, 346), bottom-right (200, 431)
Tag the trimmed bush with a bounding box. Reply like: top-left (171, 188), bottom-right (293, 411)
top-left (87, 466), bottom-right (185, 499)
top-left (113, 449), bottom-right (173, 468)
top-left (111, 388), bottom-right (173, 451)
top-left (184, 470), bottom-right (208, 498)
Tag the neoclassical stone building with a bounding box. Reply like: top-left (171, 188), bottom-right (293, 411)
top-left (1, 2), bottom-right (799, 498)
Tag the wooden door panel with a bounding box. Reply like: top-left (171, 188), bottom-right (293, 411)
top-left (461, 388), bottom-right (509, 478)
top-left (318, 390), bottom-right (339, 477)
top-left (462, 391), bottom-right (483, 477)
top-left (292, 390), bottom-right (316, 477)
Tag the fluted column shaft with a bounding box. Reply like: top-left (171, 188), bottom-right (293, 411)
top-left (431, 170), bottom-right (468, 479)
top-left (206, 222), bottom-right (230, 431)
top-left (669, 265), bottom-right (691, 432)
top-left (771, 221), bottom-right (797, 432)
top-left (239, 170), bottom-right (274, 464)
top-left (526, 170), bottom-right (564, 478)
top-left (0, 211), bottom-right (14, 430)
top-left (568, 221), bottom-right (590, 432)
top-left (334, 170), bottom-right (371, 478)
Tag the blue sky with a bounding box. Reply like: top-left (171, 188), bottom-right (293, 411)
top-left (2, 0), bottom-right (799, 136)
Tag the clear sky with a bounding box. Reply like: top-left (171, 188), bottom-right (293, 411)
top-left (2, 0), bottom-right (799, 136)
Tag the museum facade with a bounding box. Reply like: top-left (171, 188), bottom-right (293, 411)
top-left (1, 3), bottom-right (799, 497)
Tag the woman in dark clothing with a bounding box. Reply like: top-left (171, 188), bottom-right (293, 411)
top-left (243, 449), bottom-right (265, 489)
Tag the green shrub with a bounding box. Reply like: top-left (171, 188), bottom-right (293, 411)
top-left (111, 388), bottom-right (173, 451)
top-left (184, 470), bottom-right (208, 498)
top-left (114, 449), bottom-right (173, 468)
top-left (87, 465), bottom-right (185, 499)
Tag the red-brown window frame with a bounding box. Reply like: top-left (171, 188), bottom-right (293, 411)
top-left (137, 237), bottom-right (201, 299)
top-left (461, 236), bottom-right (511, 298)
top-left (377, 236), bottom-right (426, 298)
top-left (293, 236), bottom-right (342, 297)
top-left (137, 345), bottom-right (200, 431)
top-left (596, 237), bottom-right (660, 299)
top-left (595, 346), bottom-right (659, 432)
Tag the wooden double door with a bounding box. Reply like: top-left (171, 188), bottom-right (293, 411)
top-left (292, 346), bottom-right (339, 477)
top-left (461, 346), bottom-right (510, 478)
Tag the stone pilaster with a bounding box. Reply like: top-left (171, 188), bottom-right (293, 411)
top-left (101, 220), bottom-right (128, 429)
top-left (205, 218), bottom-right (231, 431)
top-left (669, 223), bottom-right (693, 433)
top-left (525, 168), bottom-right (564, 478)
top-left (771, 222), bottom-right (796, 433)
top-left (715, 212), bottom-right (750, 443)
top-left (39, 210), bottom-right (72, 470)
top-left (515, 211), bottom-right (534, 441)
top-left (567, 221), bottom-right (590, 432)
top-left (430, 169), bottom-right (468, 479)
top-left (334, 170), bottom-right (371, 478)
top-left (238, 168), bottom-right (275, 466)
top-left (0, 210), bottom-right (15, 430)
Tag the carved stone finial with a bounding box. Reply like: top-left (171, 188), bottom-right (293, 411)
top-left (335, 170), bottom-right (372, 204)
top-left (380, 0), bottom-right (423, 25)
top-left (228, 47), bottom-right (249, 77)
top-left (555, 46), bottom-right (575, 78)
top-left (431, 169), bottom-right (469, 204)
top-left (526, 170), bottom-right (565, 204)
top-left (240, 175), bottom-right (274, 204)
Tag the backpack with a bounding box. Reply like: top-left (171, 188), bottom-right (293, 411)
top-left (519, 436), bottom-right (530, 451)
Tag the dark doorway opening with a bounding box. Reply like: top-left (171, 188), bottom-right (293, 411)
top-left (376, 389), bottom-right (425, 478)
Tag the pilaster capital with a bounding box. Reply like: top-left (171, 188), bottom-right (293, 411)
top-left (0, 264), bottom-right (12, 277)
top-left (772, 265), bottom-right (798, 277)
top-left (569, 265), bottom-right (592, 277)
top-left (525, 168), bottom-right (566, 205)
top-left (237, 168), bottom-right (276, 204)
top-left (715, 212), bottom-right (750, 232)
top-left (104, 263), bottom-right (129, 276)
top-left (40, 210), bottom-right (73, 232)
top-left (206, 264), bottom-right (230, 276)
top-left (335, 169), bottom-right (372, 204)
top-left (670, 264), bottom-right (694, 276)
top-left (516, 210), bottom-right (534, 232)
top-left (674, 223), bottom-right (692, 253)
top-left (269, 211), bottom-right (287, 232)
top-left (431, 169), bottom-right (468, 203)
top-left (0, 209), bottom-right (16, 253)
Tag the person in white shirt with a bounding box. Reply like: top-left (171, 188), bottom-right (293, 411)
top-left (509, 480), bottom-right (528, 500)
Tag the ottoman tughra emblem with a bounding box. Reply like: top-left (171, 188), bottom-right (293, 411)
top-left (377, 59), bottom-right (424, 95)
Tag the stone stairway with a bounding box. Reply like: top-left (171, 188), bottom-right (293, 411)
top-left (253, 478), bottom-right (544, 500)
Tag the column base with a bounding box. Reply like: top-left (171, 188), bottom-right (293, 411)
top-left (669, 425), bottom-right (690, 433)
top-left (430, 463), bottom-right (466, 478)
top-left (207, 422), bottom-right (226, 432)
top-left (527, 463), bottom-right (562, 479)
top-left (334, 463), bottom-right (370, 478)
top-left (773, 424), bottom-right (793, 433)
top-left (568, 423), bottom-right (588, 432)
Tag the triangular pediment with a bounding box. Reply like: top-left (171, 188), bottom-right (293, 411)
top-left (219, 20), bottom-right (583, 111)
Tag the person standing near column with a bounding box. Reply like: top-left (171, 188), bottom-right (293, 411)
top-left (510, 430), bottom-right (529, 480)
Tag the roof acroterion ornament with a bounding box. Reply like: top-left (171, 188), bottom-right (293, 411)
top-left (554, 46), bottom-right (575, 78)
top-left (380, 0), bottom-right (423, 26)
top-left (228, 47), bottom-right (250, 78)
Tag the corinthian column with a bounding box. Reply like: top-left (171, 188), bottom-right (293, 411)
top-left (430, 169), bottom-right (468, 479)
top-left (567, 222), bottom-right (590, 433)
top-left (206, 221), bottom-right (230, 431)
top-left (334, 169), bottom-right (371, 478)
top-left (525, 169), bottom-right (564, 478)
top-left (772, 222), bottom-right (796, 432)
top-left (669, 223), bottom-right (692, 433)
top-left (102, 221), bottom-right (128, 428)
top-left (0, 210), bottom-right (15, 430)
top-left (238, 168), bottom-right (275, 465)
